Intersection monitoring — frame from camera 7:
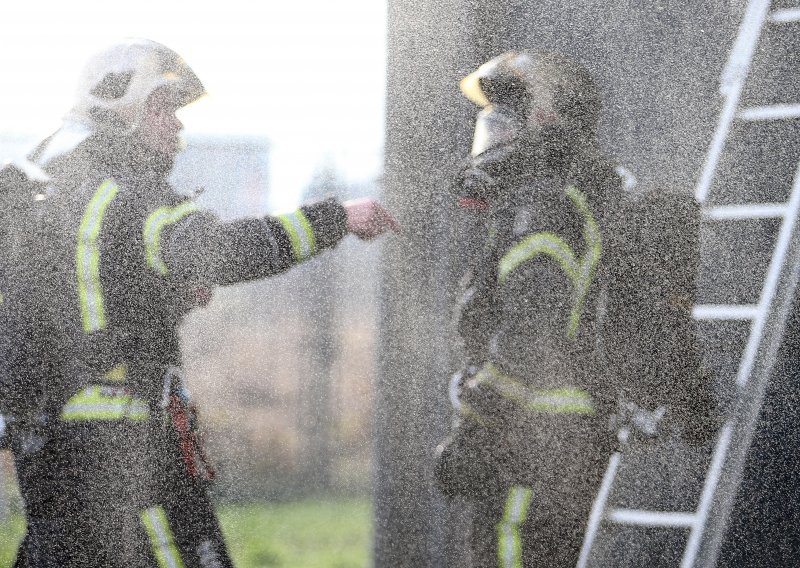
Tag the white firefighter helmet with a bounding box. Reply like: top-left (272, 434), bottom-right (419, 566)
top-left (460, 50), bottom-right (601, 155)
top-left (68, 38), bottom-right (205, 133)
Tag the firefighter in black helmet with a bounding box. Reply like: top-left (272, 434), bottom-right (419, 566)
top-left (434, 50), bottom-right (621, 567)
top-left (9, 38), bottom-right (397, 567)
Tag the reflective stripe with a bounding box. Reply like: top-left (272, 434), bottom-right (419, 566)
top-left (566, 186), bottom-right (602, 337)
top-left (77, 179), bottom-right (119, 333)
top-left (277, 209), bottom-right (316, 261)
top-left (140, 505), bottom-right (186, 568)
top-left (499, 232), bottom-right (579, 282)
top-left (480, 363), bottom-right (596, 415)
top-left (498, 185), bottom-right (601, 339)
top-left (103, 363), bottom-right (128, 382)
top-left (143, 202), bottom-right (200, 275)
top-left (61, 385), bottom-right (150, 422)
top-left (497, 485), bottom-right (533, 568)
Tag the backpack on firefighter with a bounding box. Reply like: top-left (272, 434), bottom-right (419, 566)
top-left (600, 187), bottom-right (719, 445)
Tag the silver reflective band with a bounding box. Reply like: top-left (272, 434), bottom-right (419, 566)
top-left (141, 505), bottom-right (186, 568)
top-left (277, 209), bottom-right (316, 261)
top-left (77, 179), bottom-right (119, 333)
top-left (498, 485), bottom-right (532, 568)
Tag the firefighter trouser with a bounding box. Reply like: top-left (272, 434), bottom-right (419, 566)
top-left (471, 417), bottom-right (612, 568)
top-left (12, 411), bottom-right (232, 567)
top-left (469, 459), bottom-right (606, 568)
top-left (456, 364), bottom-right (612, 567)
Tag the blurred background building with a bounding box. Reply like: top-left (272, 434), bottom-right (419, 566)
top-left (172, 136), bottom-right (381, 502)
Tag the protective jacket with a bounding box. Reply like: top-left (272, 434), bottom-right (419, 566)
top-left (11, 126), bottom-right (347, 568)
top-left (437, 139), bottom-right (621, 568)
top-left (458, 139), bottom-right (619, 434)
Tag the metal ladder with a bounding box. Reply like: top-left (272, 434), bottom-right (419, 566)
top-left (578, 1), bottom-right (800, 565)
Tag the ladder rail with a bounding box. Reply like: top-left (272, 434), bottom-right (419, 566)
top-left (576, 452), bottom-right (622, 568)
top-left (695, 0), bottom-right (772, 204)
top-left (692, 167), bottom-right (800, 567)
top-left (736, 163), bottom-right (800, 387)
top-left (680, 423), bottom-right (734, 567)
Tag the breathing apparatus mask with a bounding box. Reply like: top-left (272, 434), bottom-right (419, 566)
top-left (455, 50), bottom-right (600, 208)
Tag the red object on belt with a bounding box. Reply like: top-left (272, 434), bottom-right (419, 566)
top-left (457, 196), bottom-right (489, 210)
top-left (167, 394), bottom-right (216, 481)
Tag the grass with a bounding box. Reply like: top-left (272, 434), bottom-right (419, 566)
top-left (220, 499), bottom-right (372, 568)
top-left (0, 498), bottom-right (371, 568)
top-left (0, 516), bottom-right (23, 567)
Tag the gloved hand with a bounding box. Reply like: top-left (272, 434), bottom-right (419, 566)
top-left (342, 198), bottom-right (401, 240)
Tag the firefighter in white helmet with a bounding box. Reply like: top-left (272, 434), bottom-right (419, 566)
top-left (8, 38), bottom-right (397, 567)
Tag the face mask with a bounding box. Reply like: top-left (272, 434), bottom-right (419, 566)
top-left (470, 105), bottom-right (523, 157)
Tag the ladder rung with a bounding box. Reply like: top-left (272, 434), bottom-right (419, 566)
top-left (693, 304), bottom-right (759, 321)
top-left (770, 8), bottom-right (800, 23)
top-left (703, 203), bottom-right (787, 220)
top-left (738, 103), bottom-right (800, 121)
top-left (607, 508), bottom-right (696, 528)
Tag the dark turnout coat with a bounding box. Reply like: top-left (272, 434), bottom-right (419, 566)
top-left (10, 127), bottom-right (347, 567)
top-left (437, 137), bottom-right (718, 567)
top-left (438, 140), bottom-right (624, 567)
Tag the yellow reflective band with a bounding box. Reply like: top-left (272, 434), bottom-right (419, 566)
top-left (499, 231), bottom-right (579, 282)
top-left (497, 485), bottom-right (533, 568)
top-left (103, 363), bottom-right (128, 382)
top-left (61, 386), bottom-right (150, 422)
top-left (77, 179), bottom-right (119, 333)
top-left (565, 185), bottom-right (602, 338)
top-left (498, 185), bottom-right (601, 339)
top-left (277, 209), bottom-right (317, 261)
top-left (140, 505), bottom-right (186, 568)
top-left (143, 201), bottom-right (200, 275)
top-left (480, 364), bottom-right (596, 416)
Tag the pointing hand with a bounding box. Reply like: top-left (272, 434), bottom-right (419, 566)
top-left (343, 198), bottom-right (401, 240)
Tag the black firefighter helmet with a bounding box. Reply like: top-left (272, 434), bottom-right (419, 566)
top-left (460, 50), bottom-right (602, 156)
